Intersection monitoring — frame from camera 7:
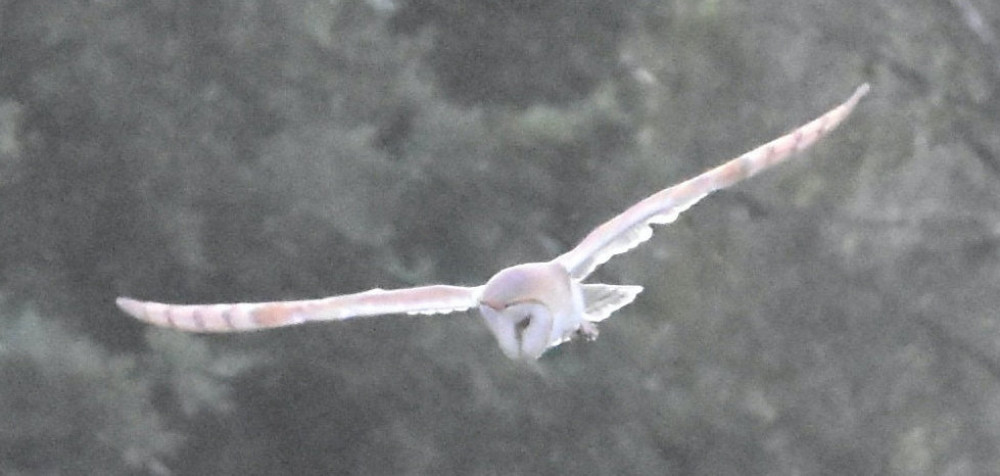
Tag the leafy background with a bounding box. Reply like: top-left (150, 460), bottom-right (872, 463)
top-left (2, 0), bottom-right (999, 474)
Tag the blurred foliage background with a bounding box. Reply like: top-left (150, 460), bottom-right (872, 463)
top-left (2, 0), bottom-right (999, 474)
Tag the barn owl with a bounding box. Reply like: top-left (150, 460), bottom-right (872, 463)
top-left (118, 84), bottom-right (869, 361)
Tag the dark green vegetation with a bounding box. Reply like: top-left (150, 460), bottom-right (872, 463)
top-left (2, 0), bottom-right (999, 474)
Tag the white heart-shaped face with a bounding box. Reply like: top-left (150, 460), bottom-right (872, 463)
top-left (479, 301), bottom-right (555, 360)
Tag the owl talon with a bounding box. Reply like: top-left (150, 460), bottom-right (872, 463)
top-left (576, 321), bottom-right (599, 341)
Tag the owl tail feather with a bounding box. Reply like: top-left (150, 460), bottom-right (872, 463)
top-left (581, 284), bottom-right (644, 322)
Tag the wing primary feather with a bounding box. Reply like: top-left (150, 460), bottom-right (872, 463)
top-left (117, 285), bottom-right (481, 333)
top-left (555, 83), bottom-right (869, 279)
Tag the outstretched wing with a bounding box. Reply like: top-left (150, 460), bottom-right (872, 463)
top-left (555, 84), bottom-right (869, 280)
top-left (117, 285), bottom-right (482, 333)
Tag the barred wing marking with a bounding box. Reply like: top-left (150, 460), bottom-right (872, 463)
top-left (116, 285), bottom-right (482, 333)
top-left (555, 84), bottom-right (869, 280)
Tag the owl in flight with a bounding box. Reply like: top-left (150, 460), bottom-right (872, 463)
top-left (118, 84), bottom-right (869, 361)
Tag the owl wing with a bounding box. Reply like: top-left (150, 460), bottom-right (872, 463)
top-left (554, 84), bottom-right (869, 280)
top-left (116, 284), bottom-right (483, 333)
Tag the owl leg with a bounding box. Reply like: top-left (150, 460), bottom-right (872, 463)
top-left (575, 321), bottom-right (599, 341)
